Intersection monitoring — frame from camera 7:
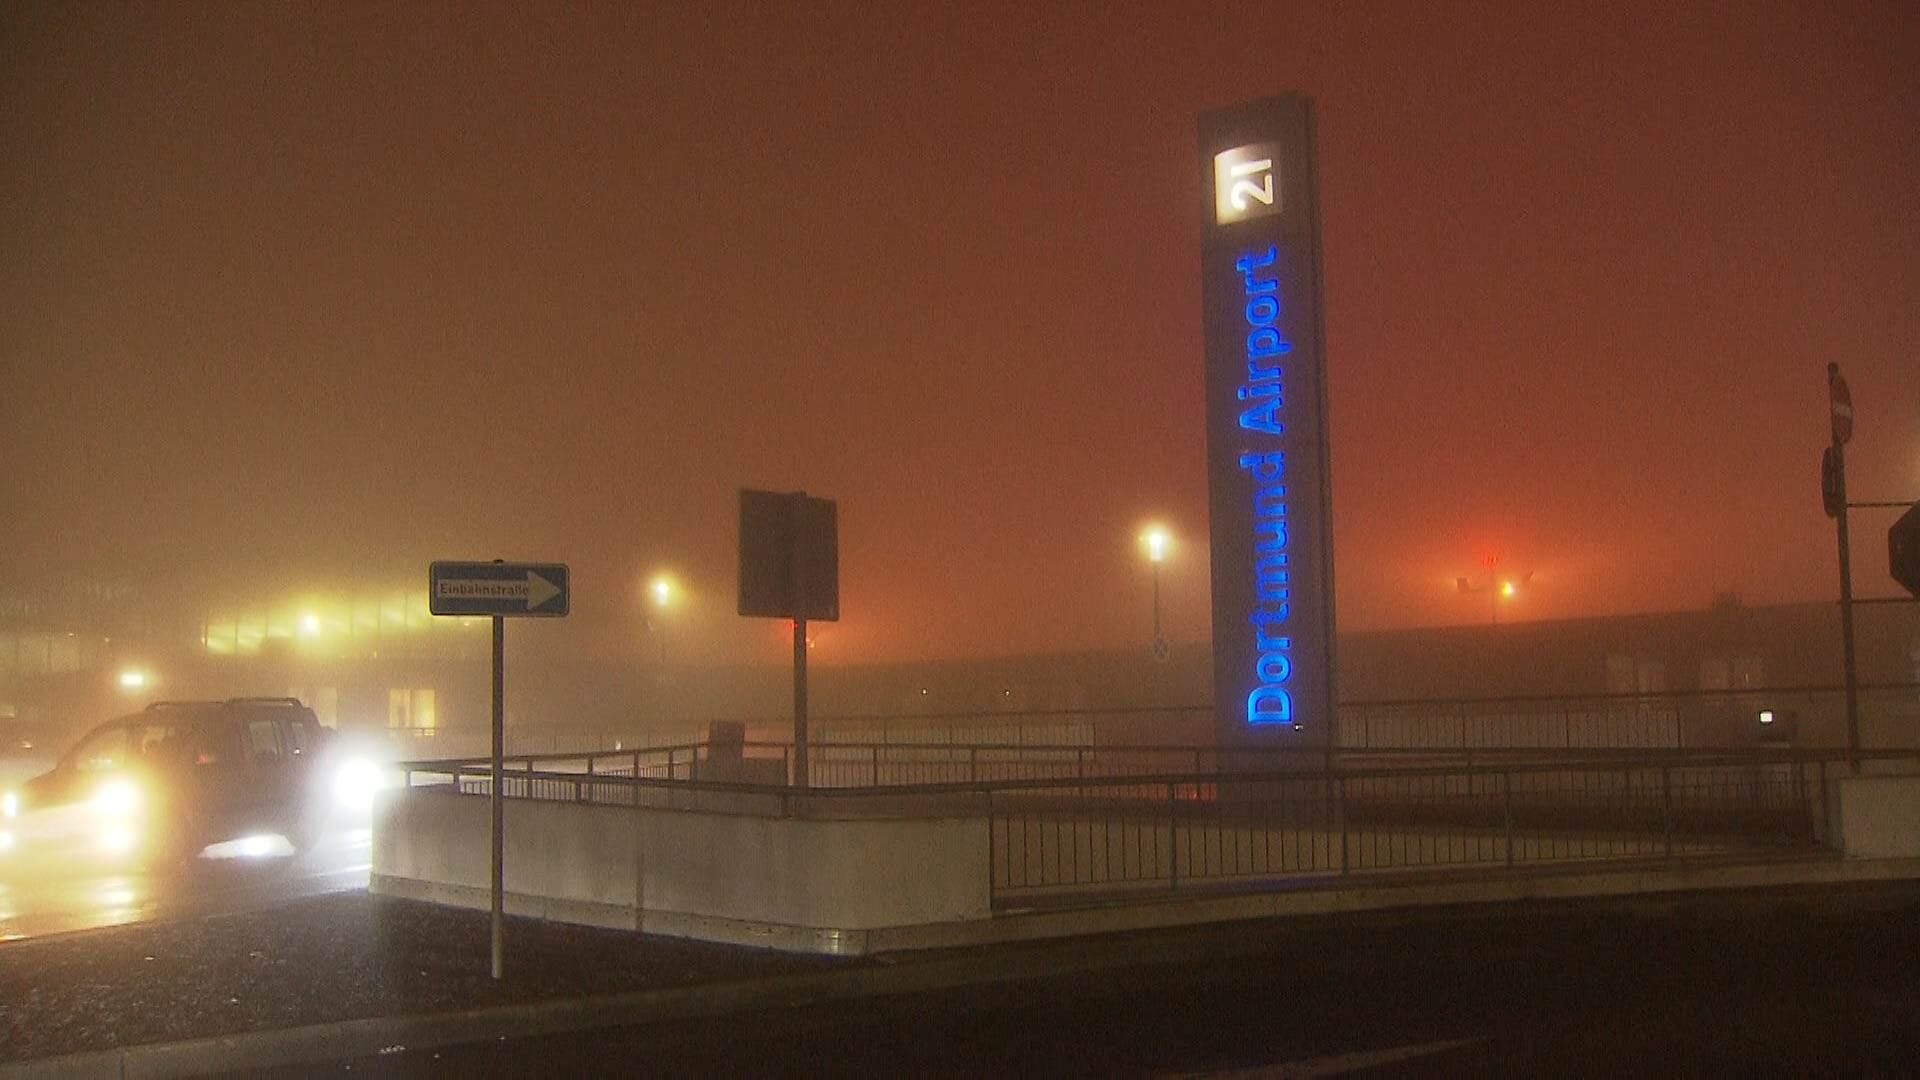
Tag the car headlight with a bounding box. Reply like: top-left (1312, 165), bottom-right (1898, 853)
top-left (199, 833), bottom-right (295, 860)
top-left (2, 791), bottom-right (16, 819)
top-left (332, 757), bottom-right (386, 813)
top-left (90, 778), bottom-right (142, 819)
top-left (97, 826), bottom-right (137, 855)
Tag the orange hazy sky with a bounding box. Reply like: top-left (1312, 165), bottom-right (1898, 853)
top-left (3, 1), bottom-right (1916, 666)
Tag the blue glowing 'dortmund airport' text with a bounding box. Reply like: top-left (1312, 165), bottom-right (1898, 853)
top-left (1234, 245), bottom-right (1296, 727)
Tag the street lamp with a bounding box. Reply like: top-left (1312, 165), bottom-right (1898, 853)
top-left (1457, 560), bottom-right (1532, 625)
top-left (1140, 526), bottom-right (1172, 659)
top-left (644, 573), bottom-right (678, 669)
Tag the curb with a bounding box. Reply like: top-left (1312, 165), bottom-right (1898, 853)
top-left (9, 860), bottom-right (1920, 1079)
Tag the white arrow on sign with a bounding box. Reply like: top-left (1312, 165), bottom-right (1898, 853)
top-left (435, 571), bottom-right (562, 610)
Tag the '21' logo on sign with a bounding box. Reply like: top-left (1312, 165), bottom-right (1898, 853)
top-left (1213, 144), bottom-right (1281, 225)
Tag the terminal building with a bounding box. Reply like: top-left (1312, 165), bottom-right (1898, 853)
top-left (2, 567), bottom-right (1916, 752)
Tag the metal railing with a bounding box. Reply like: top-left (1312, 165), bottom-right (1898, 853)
top-left (363, 682), bottom-right (1920, 763)
top-left (397, 735), bottom-right (1914, 792)
top-left (1336, 683), bottom-right (1920, 751)
top-left (395, 747), bottom-right (1919, 908)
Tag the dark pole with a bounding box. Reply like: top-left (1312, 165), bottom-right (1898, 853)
top-left (793, 616), bottom-right (809, 788)
top-left (1151, 561), bottom-right (1162, 640)
top-left (490, 613), bottom-right (505, 979)
top-left (1829, 364), bottom-right (1861, 772)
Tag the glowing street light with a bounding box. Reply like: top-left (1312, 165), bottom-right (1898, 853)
top-left (117, 668), bottom-right (148, 692)
top-left (299, 612), bottom-right (322, 638)
top-left (1144, 528), bottom-right (1170, 564)
top-left (650, 578), bottom-right (673, 607)
top-left (644, 572), bottom-right (679, 669)
top-left (1457, 560), bottom-right (1532, 625)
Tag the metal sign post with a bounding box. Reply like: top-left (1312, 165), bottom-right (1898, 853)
top-left (490, 614), bottom-right (504, 980)
top-left (1826, 364), bottom-right (1860, 771)
top-left (428, 560), bottom-right (570, 980)
top-left (738, 489), bottom-right (839, 789)
top-left (793, 616), bottom-right (809, 786)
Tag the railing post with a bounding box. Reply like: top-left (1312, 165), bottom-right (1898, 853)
top-left (1503, 769), bottom-right (1514, 868)
top-left (586, 754), bottom-right (595, 777)
top-left (1661, 764), bottom-right (1673, 859)
top-left (1794, 759), bottom-right (1808, 843)
top-left (1076, 748), bottom-right (1086, 781)
top-left (872, 745), bottom-right (881, 787)
top-left (1167, 781), bottom-right (1179, 893)
top-left (631, 750), bottom-right (641, 780)
top-left (1338, 775), bottom-right (1349, 875)
top-left (969, 746), bottom-right (979, 784)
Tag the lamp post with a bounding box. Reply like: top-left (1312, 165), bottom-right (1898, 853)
top-left (1142, 527), bottom-right (1171, 661)
top-left (1457, 560), bottom-right (1531, 625)
top-left (646, 573), bottom-right (675, 668)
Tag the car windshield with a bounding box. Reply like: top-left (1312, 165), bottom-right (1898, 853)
top-left (66, 724), bottom-right (130, 772)
top-left (64, 711), bottom-right (236, 771)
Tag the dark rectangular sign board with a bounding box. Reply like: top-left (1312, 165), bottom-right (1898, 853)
top-left (1199, 94), bottom-right (1337, 749)
top-left (428, 561), bottom-right (570, 617)
top-left (738, 490), bottom-right (839, 621)
top-left (1892, 502), bottom-right (1920, 597)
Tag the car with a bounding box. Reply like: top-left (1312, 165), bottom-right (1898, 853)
top-left (0, 697), bottom-right (384, 866)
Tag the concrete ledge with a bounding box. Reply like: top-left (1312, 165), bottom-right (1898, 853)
top-left (866, 853), bottom-right (1920, 951)
top-left (370, 875), bottom-right (641, 933)
top-left (1832, 775), bottom-right (1920, 858)
top-left (372, 791), bottom-right (992, 952)
top-left (372, 874), bottom-right (886, 955)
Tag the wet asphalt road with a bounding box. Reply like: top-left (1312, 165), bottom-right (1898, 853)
top-left (0, 827), bottom-right (371, 941)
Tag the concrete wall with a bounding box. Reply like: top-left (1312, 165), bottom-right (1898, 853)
top-left (371, 789), bottom-right (992, 954)
top-left (1831, 774), bottom-right (1920, 859)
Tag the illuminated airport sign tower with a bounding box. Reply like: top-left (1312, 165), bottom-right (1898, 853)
top-left (1198, 95), bottom-right (1336, 749)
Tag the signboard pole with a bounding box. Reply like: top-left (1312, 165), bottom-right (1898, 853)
top-left (425, 557), bottom-right (569, 983)
top-left (1151, 562), bottom-right (1162, 640)
top-left (490, 613), bottom-right (505, 978)
top-left (793, 617), bottom-right (809, 788)
top-left (1828, 363), bottom-right (1860, 772)
top-left (736, 488), bottom-right (838, 786)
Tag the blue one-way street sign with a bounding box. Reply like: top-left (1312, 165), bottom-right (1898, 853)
top-left (429, 561), bottom-right (570, 617)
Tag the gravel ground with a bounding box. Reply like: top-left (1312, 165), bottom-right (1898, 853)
top-left (0, 892), bottom-right (848, 1063)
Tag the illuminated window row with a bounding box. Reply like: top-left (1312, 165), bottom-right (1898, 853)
top-left (200, 593), bottom-right (486, 657)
